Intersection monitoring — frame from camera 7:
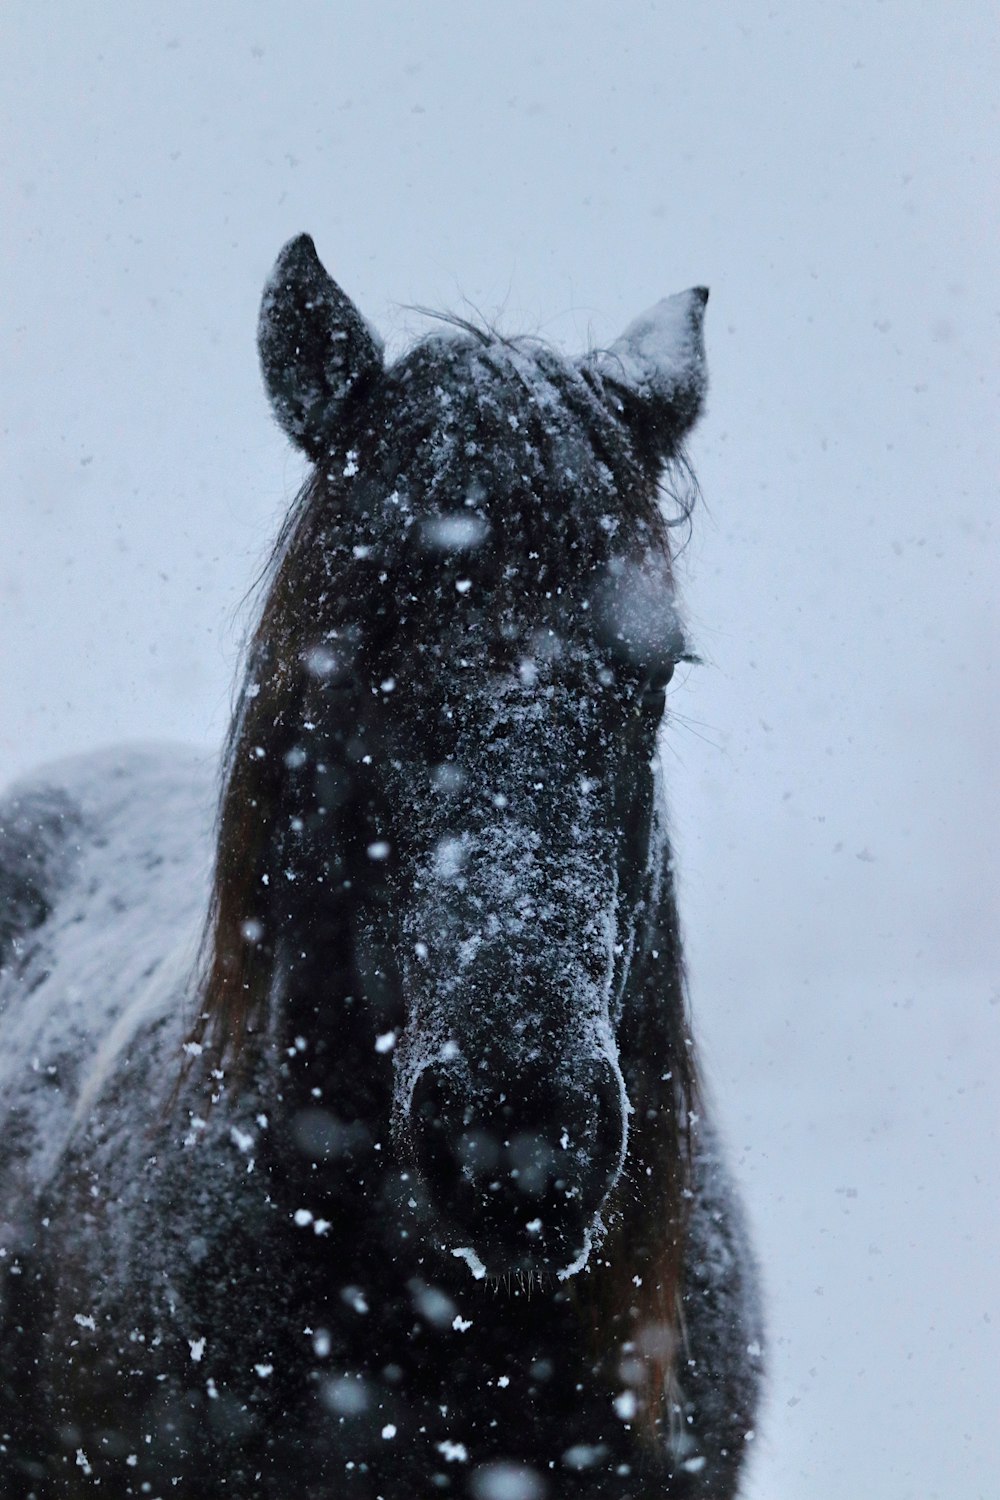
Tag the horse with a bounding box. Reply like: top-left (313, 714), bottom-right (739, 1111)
top-left (0, 235), bottom-right (762, 1499)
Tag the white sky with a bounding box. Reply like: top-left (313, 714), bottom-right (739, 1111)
top-left (2, 5), bottom-right (998, 1494)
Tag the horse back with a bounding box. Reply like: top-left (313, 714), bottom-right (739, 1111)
top-left (0, 745), bottom-right (214, 1226)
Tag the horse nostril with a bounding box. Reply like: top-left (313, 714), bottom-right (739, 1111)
top-left (411, 1067), bottom-right (460, 1142)
top-left (410, 1056), bottom-right (626, 1255)
top-left (411, 1065), bottom-right (446, 1128)
top-left (590, 1058), bottom-right (626, 1166)
top-left (410, 1066), bottom-right (472, 1208)
top-left (547, 1058), bottom-right (625, 1214)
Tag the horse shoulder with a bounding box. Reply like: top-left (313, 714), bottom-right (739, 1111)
top-left (0, 778), bottom-right (80, 976)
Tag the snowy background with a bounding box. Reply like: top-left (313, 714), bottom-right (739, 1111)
top-left (2, 4), bottom-right (997, 1495)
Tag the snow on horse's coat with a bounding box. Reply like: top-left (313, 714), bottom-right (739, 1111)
top-left (0, 236), bottom-right (762, 1498)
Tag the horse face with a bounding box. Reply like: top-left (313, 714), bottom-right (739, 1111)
top-left (255, 237), bottom-right (706, 1278)
top-left (311, 389), bottom-right (689, 1281)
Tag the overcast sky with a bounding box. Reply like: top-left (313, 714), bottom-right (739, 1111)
top-left (2, 5), bottom-right (997, 1494)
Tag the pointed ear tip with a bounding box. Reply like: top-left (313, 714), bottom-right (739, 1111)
top-left (693, 286), bottom-right (709, 306)
top-left (275, 232), bottom-right (321, 269)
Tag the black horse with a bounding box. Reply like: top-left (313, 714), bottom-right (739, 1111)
top-left (0, 236), bottom-right (762, 1498)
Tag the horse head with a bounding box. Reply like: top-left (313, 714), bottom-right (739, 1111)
top-left (206, 234), bottom-right (708, 1284)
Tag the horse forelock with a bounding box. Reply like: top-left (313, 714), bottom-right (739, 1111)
top-left (340, 333), bottom-right (682, 578)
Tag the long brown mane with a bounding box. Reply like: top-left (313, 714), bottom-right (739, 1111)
top-left (191, 472), bottom-right (335, 1069)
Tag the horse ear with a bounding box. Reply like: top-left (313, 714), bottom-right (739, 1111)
top-left (258, 234), bottom-right (383, 460)
top-left (582, 287), bottom-right (709, 457)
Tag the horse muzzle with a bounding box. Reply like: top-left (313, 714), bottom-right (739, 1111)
top-left (408, 1054), bottom-right (626, 1279)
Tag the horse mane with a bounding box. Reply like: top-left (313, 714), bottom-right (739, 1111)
top-left (188, 467), bottom-right (335, 1073)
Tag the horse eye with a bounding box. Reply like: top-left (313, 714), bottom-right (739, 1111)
top-left (640, 661), bottom-right (675, 702)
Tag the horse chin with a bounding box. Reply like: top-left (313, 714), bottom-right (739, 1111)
top-left (443, 1216), bottom-right (601, 1289)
